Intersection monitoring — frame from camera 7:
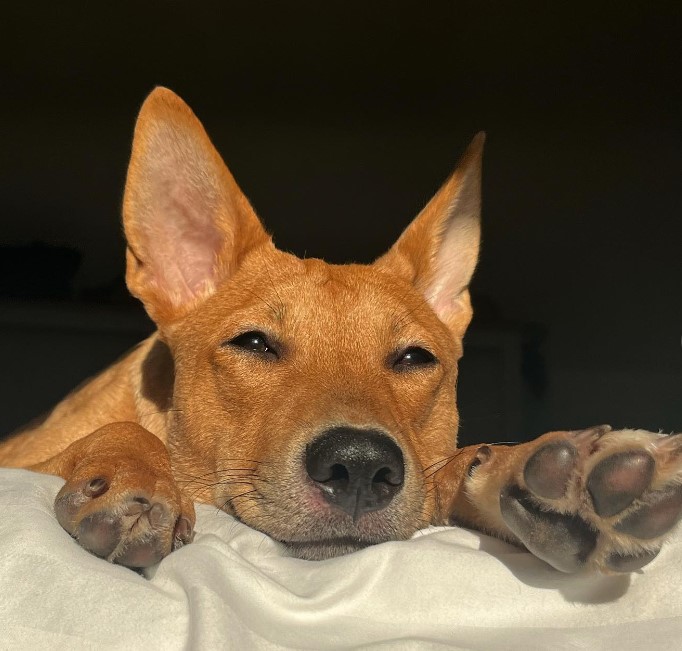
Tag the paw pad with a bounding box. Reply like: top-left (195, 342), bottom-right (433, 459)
top-left (614, 484), bottom-right (682, 539)
top-left (523, 441), bottom-right (577, 499)
top-left (55, 475), bottom-right (195, 569)
top-left (500, 485), bottom-right (596, 573)
top-left (587, 451), bottom-right (654, 517)
top-left (497, 430), bottom-right (682, 573)
top-left (74, 496), bottom-right (176, 567)
top-left (79, 511), bottom-right (123, 558)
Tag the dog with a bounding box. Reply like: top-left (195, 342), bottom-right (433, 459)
top-left (1, 88), bottom-right (680, 573)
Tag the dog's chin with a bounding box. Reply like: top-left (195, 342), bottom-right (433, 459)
top-left (282, 537), bottom-right (375, 560)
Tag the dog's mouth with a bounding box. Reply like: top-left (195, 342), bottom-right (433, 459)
top-left (229, 490), bottom-right (417, 561)
top-left (277, 536), bottom-right (382, 560)
top-left (217, 426), bottom-right (426, 557)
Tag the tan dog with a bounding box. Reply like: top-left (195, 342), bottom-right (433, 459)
top-left (1, 88), bottom-right (680, 572)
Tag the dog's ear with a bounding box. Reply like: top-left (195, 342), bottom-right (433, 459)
top-left (375, 133), bottom-right (484, 338)
top-left (123, 87), bottom-right (271, 327)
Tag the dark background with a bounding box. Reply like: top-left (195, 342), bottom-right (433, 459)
top-left (1, 1), bottom-right (680, 443)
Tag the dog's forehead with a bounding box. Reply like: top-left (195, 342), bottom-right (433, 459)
top-left (280, 257), bottom-right (417, 315)
top-left (196, 249), bottom-right (444, 340)
top-left (237, 251), bottom-right (403, 300)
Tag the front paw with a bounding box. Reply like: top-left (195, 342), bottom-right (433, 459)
top-left (496, 427), bottom-right (682, 573)
top-left (55, 461), bottom-right (195, 568)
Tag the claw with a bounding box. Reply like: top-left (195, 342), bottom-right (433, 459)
top-left (84, 478), bottom-right (109, 498)
top-left (574, 424), bottom-right (612, 444)
top-left (468, 445), bottom-right (492, 477)
top-left (173, 516), bottom-right (195, 550)
top-left (653, 432), bottom-right (682, 455)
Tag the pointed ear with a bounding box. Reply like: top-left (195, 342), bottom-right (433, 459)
top-left (375, 133), bottom-right (484, 336)
top-left (122, 87), bottom-right (271, 328)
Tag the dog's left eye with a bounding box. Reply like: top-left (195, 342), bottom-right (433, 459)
top-left (393, 346), bottom-right (436, 369)
top-left (226, 331), bottom-right (278, 358)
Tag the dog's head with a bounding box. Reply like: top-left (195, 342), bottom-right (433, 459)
top-left (123, 88), bottom-right (482, 559)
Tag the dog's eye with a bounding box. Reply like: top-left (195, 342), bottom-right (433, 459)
top-left (227, 331), bottom-right (278, 358)
top-left (393, 346), bottom-right (436, 369)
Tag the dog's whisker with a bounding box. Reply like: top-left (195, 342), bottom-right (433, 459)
top-left (174, 462), bottom-right (266, 481)
top-left (216, 489), bottom-right (255, 511)
top-left (176, 470), bottom-right (261, 481)
top-left (423, 484), bottom-right (438, 498)
top-left (422, 455), bottom-right (456, 474)
top-left (392, 291), bottom-right (435, 333)
top-left (214, 467), bottom-right (262, 472)
top-left (216, 479), bottom-right (264, 489)
top-left (216, 459), bottom-right (270, 468)
top-left (422, 455), bottom-right (458, 479)
top-left (264, 262), bottom-right (286, 321)
top-left (178, 478), bottom-right (259, 489)
top-left (422, 449), bottom-right (469, 480)
top-left (243, 286), bottom-right (281, 321)
top-left (218, 491), bottom-right (263, 519)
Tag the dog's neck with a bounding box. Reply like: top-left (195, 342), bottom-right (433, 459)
top-left (134, 335), bottom-right (176, 441)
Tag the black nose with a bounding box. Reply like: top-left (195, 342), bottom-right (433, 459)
top-left (305, 427), bottom-right (405, 520)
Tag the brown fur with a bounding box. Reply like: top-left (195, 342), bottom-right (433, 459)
top-left (1, 89), bottom-right (675, 567)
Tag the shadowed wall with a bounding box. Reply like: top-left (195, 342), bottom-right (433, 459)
top-left (1, 1), bottom-right (680, 440)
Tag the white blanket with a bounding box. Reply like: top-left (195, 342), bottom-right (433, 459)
top-left (1, 469), bottom-right (681, 650)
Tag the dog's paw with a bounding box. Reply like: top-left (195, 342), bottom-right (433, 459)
top-left (489, 427), bottom-right (682, 573)
top-left (54, 462), bottom-right (195, 568)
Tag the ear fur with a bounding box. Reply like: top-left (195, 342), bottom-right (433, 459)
top-left (123, 87), bottom-right (270, 327)
top-left (375, 133), bottom-right (484, 336)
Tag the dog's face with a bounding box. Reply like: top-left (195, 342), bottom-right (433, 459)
top-left (123, 88), bottom-right (482, 559)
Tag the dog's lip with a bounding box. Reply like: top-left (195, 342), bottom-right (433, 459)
top-left (277, 535), bottom-right (380, 559)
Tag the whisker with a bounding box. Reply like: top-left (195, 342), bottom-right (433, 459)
top-left (264, 262), bottom-right (286, 320)
top-left (217, 487), bottom-right (266, 515)
top-left (422, 455), bottom-right (455, 474)
top-left (422, 454), bottom-right (457, 479)
top-left (393, 291), bottom-right (436, 333)
top-left (177, 478), bottom-right (259, 488)
top-left (421, 451), bottom-right (466, 480)
top-left (174, 462), bottom-right (266, 481)
top-left (187, 480), bottom-right (258, 500)
top-left (243, 286), bottom-right (280, 320)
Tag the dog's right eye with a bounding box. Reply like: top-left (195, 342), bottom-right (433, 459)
top-left (226, 331), bottom-right (278, 359)
top-left (392, 346), bottom-right (436, 369)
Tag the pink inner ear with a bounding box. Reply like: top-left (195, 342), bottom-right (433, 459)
top-left (426, 210), bottom-right (480, 323)
top-left (123, 92), bottom-right (270, 322)
top-left (145, 177), bottom-right (224, 307)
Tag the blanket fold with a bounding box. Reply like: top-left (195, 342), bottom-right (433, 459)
top-left (1, 468), bottom-right (681, 650)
